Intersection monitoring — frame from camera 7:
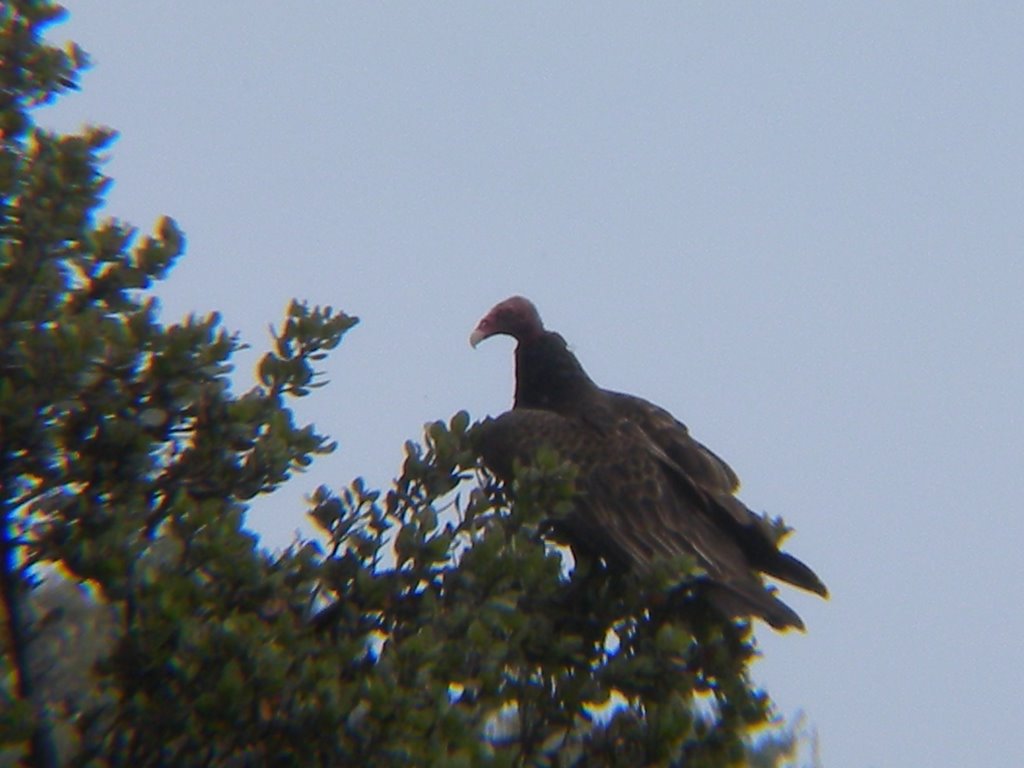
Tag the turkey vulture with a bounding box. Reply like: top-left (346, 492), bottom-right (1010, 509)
top-left (470, 296), bottom-right (827, 630)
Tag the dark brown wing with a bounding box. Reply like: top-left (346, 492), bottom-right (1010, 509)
top-left (602, 390), bottom-right (740, 493)
top-left (603, 391), bottom-right (828, 598)
top-left (473, 409), bottom-right (806, 630)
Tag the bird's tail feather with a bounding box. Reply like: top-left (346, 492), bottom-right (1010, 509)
top-left (762, 552), bottom-right (829, 597)
top-left (703, 582), bottom-right (806, 631)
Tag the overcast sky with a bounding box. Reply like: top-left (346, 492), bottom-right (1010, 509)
top-left (45, 3), bottom-right (1024, 766)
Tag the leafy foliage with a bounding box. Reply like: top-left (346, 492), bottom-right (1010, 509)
top-left (0, 5), bottom-right (811, 766)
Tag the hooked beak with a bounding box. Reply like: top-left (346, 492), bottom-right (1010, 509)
top-left (469, 327), bottom-right (488, 348)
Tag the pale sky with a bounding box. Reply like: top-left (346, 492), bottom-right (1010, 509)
top-left (45, 4), bottom-right (1024, 766)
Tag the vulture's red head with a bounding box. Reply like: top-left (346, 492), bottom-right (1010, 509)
top-left (470, 296), bottom-right (545, 347)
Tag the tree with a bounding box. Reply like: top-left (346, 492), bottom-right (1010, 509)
top-left (1, 5), bottom-right (813, 766)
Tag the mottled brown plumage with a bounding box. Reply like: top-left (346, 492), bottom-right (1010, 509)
top-left (474, 409), bottom-right (807, 629)
top-left (471, 296), bottom-right (827, 630)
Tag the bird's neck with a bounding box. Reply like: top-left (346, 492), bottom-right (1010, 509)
top-left (514, 332), bottom-right (597, 412)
